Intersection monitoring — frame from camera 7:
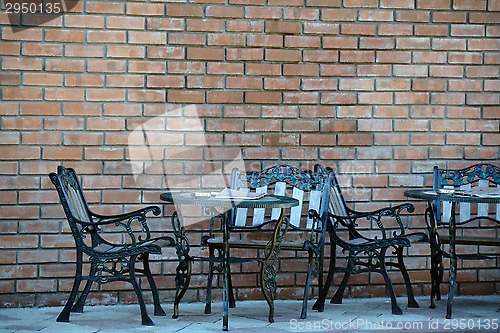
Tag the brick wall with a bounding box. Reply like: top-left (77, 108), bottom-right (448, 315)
top-left (0, 0), bottom-right (499, 309)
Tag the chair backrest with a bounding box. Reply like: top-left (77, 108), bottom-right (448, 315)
top-left (327, 171), bottom-right (350, 220)
top-left (49, 166), bottom-right (93, 246)
top-left (230, 165), bottom-right (330, 231)
top-left (433, 164), bottom-right (500, 224)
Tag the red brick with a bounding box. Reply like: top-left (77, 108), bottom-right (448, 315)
top-left (415, 25), bottom-right (449, 36)
top-left (87, 31), bottom-right (126, 43)
top-left (359, 92), bottom-right (393, 105)
top-left (429, 65), bottom-right (464, 78)
top-left (432, 12), bottom-right (467, 23)
top-left (343, 0), bottom-right (378, 7)
top-left (396, 11), bottom-right (430, 23)
top-left (338, 133), bottom-right (373, 146)
top-left (468, 39), bottom-right (500, 51)
top-left (416, 0), bottom-right (451, 9)
top-left (187, 19), bottom-right (224, 32)
top-left (321, 92), bottom-right (357, 105)
top-left (483, 134), bottom-right (500, 146)
top-left (469, 13), bottom-right (500, 24)
top-left (86, 2), bottom-right (124, 14)
top-left (283, 64), bottom-right (319, 76)
top-left (109, 16), bottom-right (146, 30)
top-left (285, 36), bottom-right (321, 48)
top-left (168, 90), bottom-right (205, 103)
top-left (379, 24), bottom-right (413, 36)
top-left (226, 48), bottom-right (264, 61)
top-left (376, 79), bottom-right (411, 91)
top-left (381, 0), bottom-right (415, 8)
top-left (449, 79), bottom-right (488, 92)
top-left (283, 92), bottom-right (319, 104)
top-left (226, 77), bottom-right (262, 90)
top-left (206, 62), bottom-right (243, 75)
top-left (22, 43), bottom-right (63, 57)
top-left (187, 47), bottom-right (225, 61)
top-left (265, 49), bottom-right (301, 62)
top-left (265, 21), bottom-right (302, 34)
top-left (2, 58), bottom-right (43, 71)
top-left (245, 7), bottom-right (282, 19)
top-left (2, 88), bottom-right (42, 101)
top-left (341, 23), bottom-right (377, 35)
top-left (207, 91), bottom-right (244, 104)
top-left (166, 5), bottom-right (204, 17)
top-left (226, 20), bottom-right (263, 33)
top-left (208, 34), bottom-right (245, 47)
top-left (340, 51), bottom-right (375, 63)
top-left (244, 92), bottom-right (282, 104)
top-left (301, 134), bottom-right (337, 146)
top-left (466, 93), bottom-right (499, 105)
top-left (323, 36), bottom-right (358, 49)
top-left (87, 59), bottom-right (127, 73)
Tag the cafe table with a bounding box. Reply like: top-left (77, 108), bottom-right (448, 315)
top-left (160, 191), bottom-right (299, 331)
top-left (404, 189), bottom-right (500, 319)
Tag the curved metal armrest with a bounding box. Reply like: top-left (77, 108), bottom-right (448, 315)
top-left (91, 206), bottom-right (161, 225)
top-left (327, 203), bottom-right (414, 240)
top-left (347, 203), bottom-right (414, 220)
top-left (88, 206), bottom-right (161, 250)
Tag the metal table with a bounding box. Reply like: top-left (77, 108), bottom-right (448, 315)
top-left (160, 191), bottom-right (299, 331)
top-left (404, 189), bottom-right (500, 318)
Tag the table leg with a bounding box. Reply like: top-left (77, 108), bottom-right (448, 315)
top-left (222, 210), bottom-right (230, 331)
top-left (425, 201), bottom-right (442, 309)
top-left (446, 202), bottom-right (457, 319)
top-left (171, 212), bottom-right (192, 319)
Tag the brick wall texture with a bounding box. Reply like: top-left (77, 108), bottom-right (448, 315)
top-left (0, 0), bottom-right (499, 309)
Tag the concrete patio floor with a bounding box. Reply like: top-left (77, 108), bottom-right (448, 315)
top-left (0, 295), bottom-right (498, 333)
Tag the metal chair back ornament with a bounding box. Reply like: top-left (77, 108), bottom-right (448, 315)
top-left (50, 166), bottom-right (175, 326)
top-left (433, 163), bottom-right (500, 225)
top-left (203, 164), bottom-right (331, 321)
top-left (312, 169), bottom-right (428, 315)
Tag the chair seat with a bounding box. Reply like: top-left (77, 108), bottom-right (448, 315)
top-left (439, 234), bottom-right (500, 246)
top-left (206, 237), bottom-right (308, 251)
top-left (341, 232), bottom-right (427, 248)
top-left (94, 237), bottom-right (173, 254)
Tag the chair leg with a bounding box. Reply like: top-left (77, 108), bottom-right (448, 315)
top-left (71, 280), bottom-right (92, 313)
top-left (227, 264), bottom-right (236, 308)
top-left (71, 261), bottom-right (97, 313)
top-left (379, 252), bottom-right (403, 315)
top-left (205, 246), bottom-right (216, 314)
top-left (301, 250), bottom-right (314, 319)
top-left (313, 244), bottom-right (335, 312)
top-left (260, 260), bottom-right (276, 323)
top-left (142, 253), bottom-right (166, 317)
top-left (57, 250), bottom-right (84, 322)
top-left (394, 246), bottom-right (419, 308)
top-left (330, 254), bottom-right (354, 304)
top-left (129, 255), bottom-right (154, 326)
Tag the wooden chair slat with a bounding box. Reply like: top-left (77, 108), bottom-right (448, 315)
top-left (271, 182), bottom-right (287, 221)
top-left (459, 184), bottom-right (471, 223)
top-left (289, 187), bottom-right (304, 228)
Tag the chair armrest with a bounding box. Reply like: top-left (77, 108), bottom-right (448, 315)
top-left (88, 206), bottom-right (161, 250)
top-left (328, 203), bottom-right (414, 240)
top-left (91, 206), bottom-right (161, 225)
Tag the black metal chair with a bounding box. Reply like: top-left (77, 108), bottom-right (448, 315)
top-left (50, 166), bottom-right (175, 326)
top-left (429, 163), bottom-right (500, 316)
top-left (312, 169), bottom-right (428, 315)
top-left (202, 164), bottom-right (331, 321)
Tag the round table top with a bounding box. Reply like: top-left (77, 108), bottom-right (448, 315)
top-left (160, 191), bottom-right (299, 209)
top-left (405, 189), bottom-right (500, 204)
